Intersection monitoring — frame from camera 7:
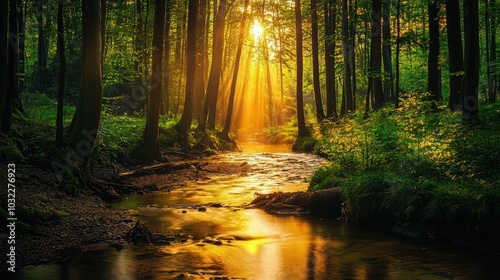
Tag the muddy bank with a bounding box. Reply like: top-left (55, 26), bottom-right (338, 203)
top-left (0, 154), bottom-right (251, 270)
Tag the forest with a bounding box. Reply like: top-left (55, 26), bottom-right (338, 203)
top-left (1, 0), bottom-right (500, 277)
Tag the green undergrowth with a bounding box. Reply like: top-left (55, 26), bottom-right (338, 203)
top-left (311, 93), bottom-right (500, 243)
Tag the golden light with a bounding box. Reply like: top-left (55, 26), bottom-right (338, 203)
top-left (251, 19), bottom-right (264, 41)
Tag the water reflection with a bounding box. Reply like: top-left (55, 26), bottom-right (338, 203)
top-left (18, 146), bottom-right (500, 279)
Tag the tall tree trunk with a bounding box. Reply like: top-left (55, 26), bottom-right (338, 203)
top-left (175, 0), bottom-right (198, 143)
top-left (194, 0), bottom-right (207, 121)
top-left (463, 0), bottom-right (479, 117)
top-left (17, 0), bottom-right (25, 94)
top-left (491, 0), bottom-right (497, 101)
top-left (342, 0), bottom-right (353, 114)
top-left (427, 0), bottom-right (440, 101)
top-left (311, 0), bottom-right (325, 120)
top-left (3, 0), bottom-right (19, 134)
top-left (143, 0), bottom-right (166, 161)
top-left (350, 0), bottom-right (358, 110)
top-left (221, 0), bottom-right (249, 140)
top-left (486, 0), bottom-right (496, 102)
top-left (161, 1), bottom-right (172, 115)
top-left (135, 0), bottom-right (145, 80)
top-left (324, 0), bottom-right (337, 118)
top-left (0, 0), bottom-right (8, 134)
top-left (446, 0), bottom-right (464, 110)
top-left (295, 0), bottom-right (307, 137)
top-left (382, 0), bottom-right (393, 103)
top-left (198, 0), bottom-right (227, 132)
top-left (101, 0), bottom-right (106, 68)
top-left (395, 0), bottom-right (400, 108)
top-left (69, 0), bottom-right (102, 168)
top-left (56, 3), bottom-right (66, 148)
top-left (370, 0), bottom-right (384, 109)
top-left (36, 0), bottom-right (48, 93)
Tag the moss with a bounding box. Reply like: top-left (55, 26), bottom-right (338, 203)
top-left (17, 204), bottom-right (71, 224)
top-left (292, 135), bottom-right (317, 152)
top-left (0, 138), bottom-right (25, 163)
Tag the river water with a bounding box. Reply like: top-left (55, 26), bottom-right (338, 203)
top-left (18, 144), bottom-right (500, 279)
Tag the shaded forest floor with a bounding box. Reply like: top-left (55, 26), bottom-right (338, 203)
top-left (0, 151), bottom-right (251, 270)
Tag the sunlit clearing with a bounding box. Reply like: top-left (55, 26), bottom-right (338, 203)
top-left (251, 19), bottom-right (264, 41)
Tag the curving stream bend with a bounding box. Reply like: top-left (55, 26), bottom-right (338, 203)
top-left (18, 144), bottom-right (500, 279)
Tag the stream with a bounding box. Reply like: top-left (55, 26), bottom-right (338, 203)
top-left (18, 144), bottom-right (500, 279)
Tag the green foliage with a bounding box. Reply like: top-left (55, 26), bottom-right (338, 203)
top-left (17, 204), bottom-right (70, 224)
top-left (312, 96), bottom-right (500, 239)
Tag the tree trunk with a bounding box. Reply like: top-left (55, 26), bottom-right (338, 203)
top-left (36, 0), bottom-right (48, 93)
top-left (69, 0), bottom-right (102, 168)
top-left (371, 0), bottom-right (384, 109)
top-left (143, 0), bottom-right (166, 161)
top-left (486, 0), bottom-right (496, 102)
top-left (395, 0), bottom-right (400, 108)
top-left (56, 3), bottom-right (66, 148)
top-left (194, 0), bottom-right (207, 121)
top-left (161, 1), bottom-right (172, 115)
top-left (311, 0), bottom-right (325, 120)
top-left (0, 0), bottom-right (8, 134)
top-left (2, 0), bottom-right (19, 134)
top-left (197, 0), bottom-right (227, 132)
top-left (342, 0), bottom-right (353, 114)
top-left (382, 0), bottom-right (393, 103)
top-left (491, 0), bottom-right (498, 102)
top-left (221, 0), bottom-right (250, 140)
top-left (17, 0), bottom-right (25, 94)
top-left (175, 0), bottom-right (198, 143)
top-left (324, 0), bottom-right (337, 118)
top-left (446, 0), bottom-right (464, 110)
top-left (295, 0), bottom-right (307, 137)
top-left (463, 0), bottom-right (479, 117)
top-left (427, 0), bottom-right (440, 101)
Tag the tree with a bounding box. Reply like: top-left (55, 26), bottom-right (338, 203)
top-left (382, 0), bottom-right (393, 103)
top-left (324, 0), bottom-right (337, 118)
top-left (395, 0), bottom-right (401, 108)
top-left (175, 0), bottom-right (198, 143)
top-left (161, 1), bottom-right (172, 115)
top-left (69, 0), bottom-right (103, 167)
top-left (0, 0), bottom-right (8, 134)
top-left (463, 0), bottom-right (479, 117)
top-left (370, 0), bottom-right (384, 109)
top-left (221, 0), bottom-right (250, 140)
top-left (341, 0), bottom-right (353, 115)
top-left (295, 0), bottom-right (307, 137)
top-left (427, 0), bottom-right (440, 101)
top-left (56, 2), bottom-right (66, 147)
top-left (36, 0), bottom-right (49, 92)
top-left (198, 0), bottom-right (228, 132)
top-left (143, 0), bottom-right (166, 161)
top-left (311, 0), bottom-right (325, 120)
top-left (445, 0), bottom-right (464, 110)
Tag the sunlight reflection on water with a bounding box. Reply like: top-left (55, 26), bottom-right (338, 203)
top-left (18, 146), bottom-right (500, 280)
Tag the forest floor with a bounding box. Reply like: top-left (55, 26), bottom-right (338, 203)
top-left (1, 152), bottom-right (251, 270)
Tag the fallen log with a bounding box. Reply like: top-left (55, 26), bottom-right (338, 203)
top-left (248, 188), bottom-right (342, 217)
top-left (118, 161), bottom-right (208, 178)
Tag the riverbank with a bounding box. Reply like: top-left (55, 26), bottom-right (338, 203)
top-left (306, 98), bottom-right (500, 251)
top-left (0, 152), bottom-right (251, 270)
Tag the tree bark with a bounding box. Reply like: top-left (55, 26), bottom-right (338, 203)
top-left (445, 0), bottom-right (464, 110)
top-left (143, 0), bottom-right (166, 161)
top-left (69, 0), bottom-right (102, 168)
top-left (175, 0), bottom-right (198, 143)
top-left (382, 0), bottom-right (393, 103)
top-left (295, 0), bottom-right (307, 137)
top-left (197, 0), bottom-right (227, 132)
top-left (311, 0), bottom-right (325, 120)
top-left (0, 0), bottom-right (8, 134)
top-left (221, 0), bottom-right (250, 140)
top-left (427, 0), bottom-right (440, 101)
top-left (324, 0), bottom-right (337, 118)
top-left (56, 3), bottom-right (66, 148)
top-left (463, 0), bottom-right (479, 117)
top-left (342, 0), bottom-right (353, 114)
top-left (370, 0), bottom-right (384, 109)
top-left (36, 0), bottom-right (48, 93)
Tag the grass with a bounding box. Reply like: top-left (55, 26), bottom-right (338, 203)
top-left (311, 94), bottom-right (500, 243)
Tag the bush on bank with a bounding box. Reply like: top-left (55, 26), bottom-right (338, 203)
top-left (310, 93), bottom-right (500, 243)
